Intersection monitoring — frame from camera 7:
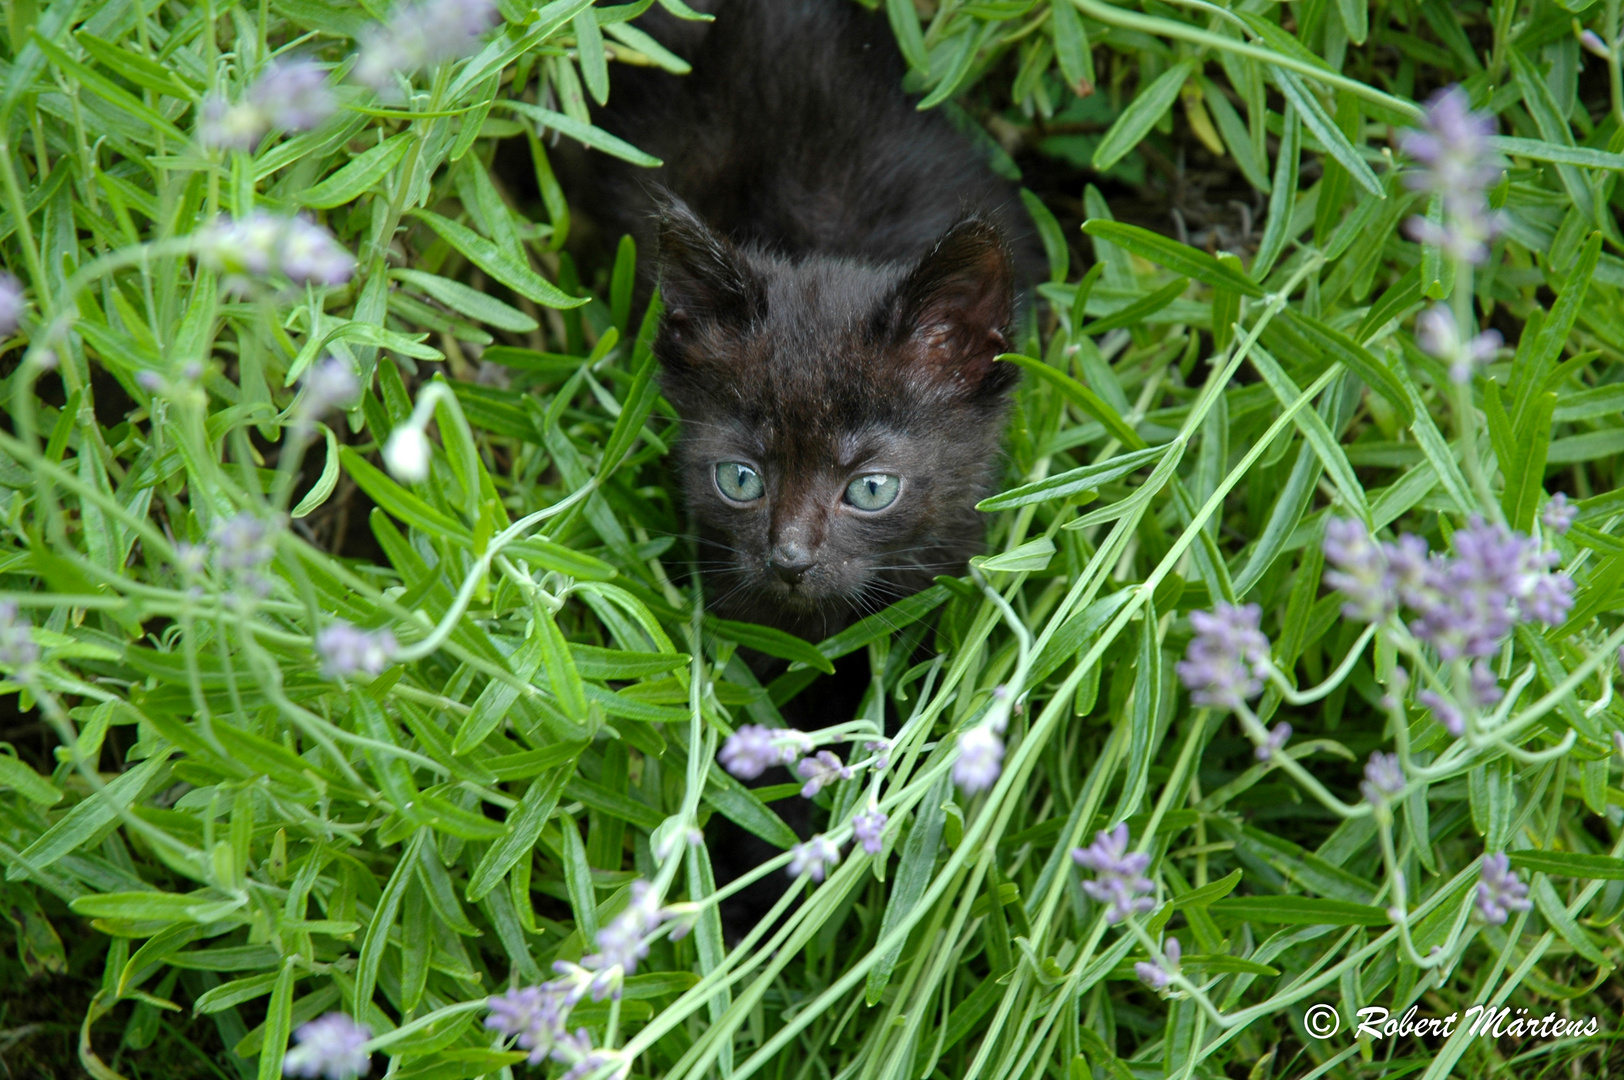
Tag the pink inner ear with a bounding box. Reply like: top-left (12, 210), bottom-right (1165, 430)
top-left (892, 219), bottom-right (1015, 392)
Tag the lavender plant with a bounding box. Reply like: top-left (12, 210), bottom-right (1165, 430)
top-left (2, 2), bottom-right (1623, 1080)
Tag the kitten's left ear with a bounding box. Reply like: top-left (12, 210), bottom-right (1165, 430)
top-left (887, 219), bottom-right (1018, 399)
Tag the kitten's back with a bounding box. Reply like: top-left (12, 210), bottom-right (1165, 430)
top-left (591, 0), bottom-right (1036, 271)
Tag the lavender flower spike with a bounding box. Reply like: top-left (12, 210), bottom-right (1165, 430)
top-left (1176, 603), bottom-right (1271, 709)
top-left (1073, 823), bottom-right (1157, 924)
top-left (1475, 853), bottom-right (1532, 925)
top-left (249, 59), bottom-right (336, 131)
top-left (1255, 722), bottom-right (1292, 762)
top-left (1415, 305), bottom-right (1502, 385)
top-left (1135, 936), bottom-right (1181, 992)
top-left (1360, 751), bottom-right (1406, 805)
top-left (1322, 517), bottom-right (1396, 621)
top-left (0, 600), bottom-right (40, 673)
top-left (788, 835), bottom-right (841, 883)
top-left (853, 808), bottom-right (887, 855)
top-left (317, 622), bottom-right (398, 679)
top-left (485, 984), bottom-right (567, 1062)
top-left (1400, 85), bottom-right (1504, 264)
top-left (0, 272), bottom-right (24, 337)
top-left (282, 1013), bottom-right (371, 1079)
top-left (952, 725), bottom-right (1004, 795)
top-left (719, 724), bottom-right (810, 780)
top-left (580, 880), bottom-right (663, 998)
top-left (1541, 492), bottom-right (1576, 536)
top-left (796, 750), bottom-right (853, 798)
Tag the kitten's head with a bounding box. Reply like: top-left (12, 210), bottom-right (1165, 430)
top-left (652, 200), bottom-right (1020, 636)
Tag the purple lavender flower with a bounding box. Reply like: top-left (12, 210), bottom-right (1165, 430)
top-left (316, 622), bottom-right (397, 679)
top-left (280, 216), bottom-right (357, 286)
top-left (354, 0), bottom-right (501, 90)
top-left (796, 750), bottom-right (853, 798)
top-left (197, 211), bottom-right (282, 275)
top-left (1135, 936), bottom-right (1181, 992)
top-left (579, 880), bottom-right (662, 998)
top-left (1322, 517), bottom-right (1396, 621)
top-left (1415, 305), bottom-right (1502, 384)
top-left (1176, 603), bottom-right (1271, 709)
top-left (0, 272), bottom-right (25, 337)
top-left (1255, 722), bottom-right (1292, 762)
top-left (1403, 518), bottom-right (1573, 660)
top-left (485, 984), bottom-right (566, 1062)
top-left (249, 59), bottom-right (336, 131)
top-left (300, 357), bottom-right (361, 419)
top-left (719, 724), bottom-right (809, 780)
top-left (1400, 86), bottom-right (1504, 264)
top-left (853, 808), bottom-right (887, 855)
top-left (1418, 689), bottom-right (1464, 738)
top-left (1073, 823), bottom-right (1157, 924)
top-left (1614, 729), bottom-right (1624, 760)
top-left (282, 1013), bottom-right (371, 1079)
top-left (0, 600), bottom-right (40, 672)
top-left (863, 738), bottom-right (893, 769)
top-left (1468, 661), bottom-right (1502, 710)
top-left (952, 725), bottom-right (1004, 795)
top-left (1541, 493), bottom-right (1576, 535)
top-left (788, 835), bottom-right (841, 883)
top-left (198, 94), bottom-right (265, 150)
top-left (211, 512), bottom-right (277, 572)
top-left (1475, 853), bottom-right (1532, 925)
top-left (1581, 29), bottom-right (1612, 58)
top-left (1360, 751), bottom-right (1406, 805)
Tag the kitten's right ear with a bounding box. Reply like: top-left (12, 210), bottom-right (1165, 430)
top-left (654, 200), bottom-right (764, 335)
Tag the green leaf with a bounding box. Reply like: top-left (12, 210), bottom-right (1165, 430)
top-left (1508, 850), bottom-right (1624, 880)
top-left (1501, 390), bottom-right (1557, 532)
top-left (1078, 277), bottom-right (1189, 336)
top-left (1172, 868), bottom-right (1244, 908)
top-left (538, 609), bottom-right (588, 720)
top-left (256, 962), bottom-right (298, 1080)
top-left (505, 537), bottom-right (617, 581)
top-left (568, 644), bottom-right (689, 679)
top-left (1020, 188), bottom-right (1069, 284)
top-left (291, 424), bottom-right (342, 519)
top-left (1207, 895), bottom-right (1388, 927)
top-left (298, 133), bottom-right (412, 208)
top-left (885, 0), bottom-right (928, 70)
top-left (30, 32), bottom-right (186, 141)
top-left (866, 773), bottom-right (948, 1004)
top-left (0, 753), bottom-right (62, 806)
top-left (74, 32), bottom-right (199, 97)
top-left (978, 444), bottom-right (1166, 511)
top-left (502, 101), bottom-right (662, 167)
top-left (1253, 101), bottom-right (1301, 279)
top-left (1093, 61), bottom-right (1196, 172)
top-left (391, 268), bottom-right (539, 333)
top-left (1275, 309), bottom-right (1413, 424)
top-left (973, 537), bottom-right (1055, 574)
top-left (1050, 0), bottom-right (1094, 94)
top-left (1081, 220), bottom-right (1263, 297)
top-left (410, 208), bottom-right (586, 309)
top-left (706, 618), bottom-right (835, 674)
top-left (338, 446), bottom-right (471, 541)
top-left (998, 353), bottom-right (1147, 449)
top-left (1491, 136), bottom-right (1624, 172)
top-left (703, 766), bottom-right (798, 848)
top-left (573, 9), bottom-right (609, 106)
top-left (1272, 68), bottom-right (1383, 198)
top-left (8, 754), bottom-right (171, 880)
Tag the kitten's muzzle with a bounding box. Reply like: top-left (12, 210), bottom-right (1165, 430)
top-left (769, 542), bottom-right (813, 585)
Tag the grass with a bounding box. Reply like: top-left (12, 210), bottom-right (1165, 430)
top-left (2, 1), bottom-right (1624, 1079)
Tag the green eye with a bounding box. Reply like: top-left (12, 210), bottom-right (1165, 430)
top-left (715, 462), bottom-right (765, 502)
top-left (845, 474), bottom-right (901, 511)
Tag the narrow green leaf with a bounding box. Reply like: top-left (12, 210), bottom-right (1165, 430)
top-left (979, 444), bottom-right (1166, 511)
top-left (1273, 68), bottom-right (1383, 197)
top-left (866, 773), bottom-right (948, 1004)
top-left (706, 618), bottom-right (834, 674)
top-left (503, 100), bottom-right (662, 167)
top-left (1021, 188), bottom-right (1069, 284)
top-left (999, 353), bottom-right (1146, 449)
top-left (573, 9), bottom-right (609, 105)
top-left (298, 133), bottom-right (412, 208)
top-left (1207, 895), bottom-right (1388, 927)
top-left (411, 208), bottom-right (586, 309)
top-left (1082, 220), bottom-right (1263, 297)
top-left (1093, 61), bottom-right (1196, 172)
top-left (391, 268), bottom-right (539, 333)
top-left (1509, 850), bottom-right (1624, 880)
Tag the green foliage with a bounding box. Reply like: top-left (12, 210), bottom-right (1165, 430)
top-left (2, 1), bottom-right (1624, 1079)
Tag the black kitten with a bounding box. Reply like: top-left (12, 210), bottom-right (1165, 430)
top-left (587, 0), bottom-right (1037, 640)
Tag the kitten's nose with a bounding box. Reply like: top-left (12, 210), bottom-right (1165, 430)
top-left (770, 542), bottom-right (812, 585)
